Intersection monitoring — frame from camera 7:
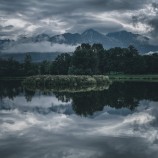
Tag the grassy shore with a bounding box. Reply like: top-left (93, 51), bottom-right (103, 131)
top-left (109, 74), bottom-right (158, 82)
top-left (0, 77), bottom-right (26, 81)
top-left (1, 75), bottom-right (158, 82)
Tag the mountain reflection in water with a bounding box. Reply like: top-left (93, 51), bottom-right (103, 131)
top-left (0, 80), bottom-right (158, 158)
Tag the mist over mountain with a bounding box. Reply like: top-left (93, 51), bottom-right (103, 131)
top-left (1, 29), bottom-right (158, 55)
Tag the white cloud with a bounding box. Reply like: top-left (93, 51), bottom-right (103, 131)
top-left (4, 18), bottom-right (28, 28)
top-left (3, 42), bottom-right (77, 53)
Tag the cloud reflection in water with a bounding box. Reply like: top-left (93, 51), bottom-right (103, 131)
top-left (0, 82), bottom-right (158, 158)
top-left (0, 100), bottom-right (158, 158)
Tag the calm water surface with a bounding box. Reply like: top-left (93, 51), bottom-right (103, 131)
top-left (0, 81), bottom-right (158, 158)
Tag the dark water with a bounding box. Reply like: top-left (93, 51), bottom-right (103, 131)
top-left (0, 80), bottom-right (158, 158)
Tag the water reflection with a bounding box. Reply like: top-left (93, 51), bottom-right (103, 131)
top-left (0, 80), bottom-right (158, 158)
top-left (1, 81), bottom-right (158, 116)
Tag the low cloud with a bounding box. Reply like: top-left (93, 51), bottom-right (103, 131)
top-left (3, 42), bottom-right (77, 53)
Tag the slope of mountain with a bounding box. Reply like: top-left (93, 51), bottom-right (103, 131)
top-left (50, 33), bottom-right (81, 44)
top-left (0, 29), bottom-right (158, 54)
top-left (106, 30), bottom-right (158, 53)
top-left (81, 29), bottom-right (105, 43)
top-left (33, 34), bottom-right (50, 42)
top-left (107, 30), bottom-right (149, 45)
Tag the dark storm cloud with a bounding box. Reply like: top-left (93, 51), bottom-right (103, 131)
top-left (1, 25), bottom-right (14, 30)
top-left (0, 25), bottom-right (14, 30)
top-left (149, 18), bottom-right (158, 34)
top-left (0, 0), bottom-right (150, 15)
top-left (62, 14), bottom-right (123, 34)
top-left (152, 2), bottom-right (158, 10)
top-left (132, 2), bottom-right (158, 44)
top-left (89, 0), bottom-right (150, 11)
top-left (0, 25), bottom-right (15, 38)
top-left (149, 3), bottom-right (158, 36)
top-left (148, 17), bottom-right (158, 44)
top-left (0, 0), bottom-right (157, 43)
top-left (0, 0), bottom-right (151, 21)
top-left (0, 0), bottom-right (151, 23)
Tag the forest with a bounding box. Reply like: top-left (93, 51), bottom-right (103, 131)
top-left (0, 43), bottom-right (158, 77)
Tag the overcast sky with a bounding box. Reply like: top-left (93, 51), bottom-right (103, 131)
top-left (0, 0), bottom-right (158, 43)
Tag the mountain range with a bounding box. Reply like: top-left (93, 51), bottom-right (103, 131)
top-left (1, 28), bottom-right (158, 54)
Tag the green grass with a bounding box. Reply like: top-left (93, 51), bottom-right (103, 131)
top-left (0, 77), bottom-right (26, 81)
top-left (1, 74), bottom-right (158, 83)
top-left (22, 75), bottom-right (111, 90)
top-left (109, 74), bottom-right (158, 82)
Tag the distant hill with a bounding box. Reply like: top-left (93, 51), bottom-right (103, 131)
top-left (1, 29), bottom-right (158, 54)
top-left (0, 52), bottom-right (63, 63)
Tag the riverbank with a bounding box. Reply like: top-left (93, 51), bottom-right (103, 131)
top-left (0, 74), bottom-right (158, 82)
top-left (1, 75), bottom-right (158, 82)
top-left (0, 77), bottom-right (26, 81)
top-left (109, 74), bottom-right (158, 82)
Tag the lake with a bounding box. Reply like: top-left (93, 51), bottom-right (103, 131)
top-left (0, 80), bottom-right (158, 158)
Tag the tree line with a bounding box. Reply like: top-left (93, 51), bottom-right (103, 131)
top-left (0, 43), bottom-right (158, 77)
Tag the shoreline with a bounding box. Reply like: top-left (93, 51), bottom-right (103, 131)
top-left (0, 74), bottom-right (158, 82)
top-left (109, 74), bottom-right (158, 82)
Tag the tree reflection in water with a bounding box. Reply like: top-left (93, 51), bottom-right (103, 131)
top-left (50, 82), bottom-right (158, 116)
top-left (1, 80), bottom-right (158, 116)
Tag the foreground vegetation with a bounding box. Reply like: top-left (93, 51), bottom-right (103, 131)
top-left (1, 43), bottom-right (158, 78)
top-left (23, 75), bottom-right (110, 91)
top-left (109, 74), bottom-right (158, 82)
top-left (24, 84), bottom-right (110, 93)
